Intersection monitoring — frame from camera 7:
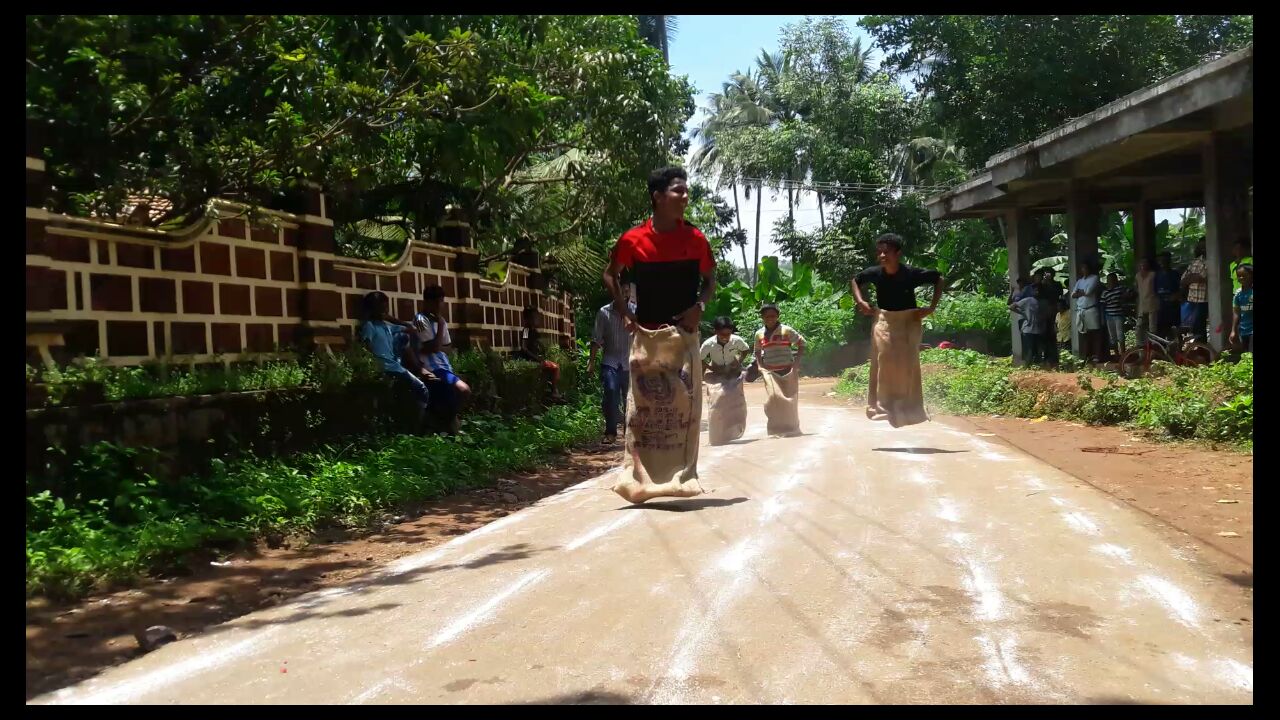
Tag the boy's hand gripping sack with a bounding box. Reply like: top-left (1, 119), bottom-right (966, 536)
top-left (762, 368), bottom-right (802, 437)
top-left (704, 371), bottom-right (747, 446)
top-left (869, 309), bottom-right (929, 427)
top-left (612, 326), bottom-right (706, 503)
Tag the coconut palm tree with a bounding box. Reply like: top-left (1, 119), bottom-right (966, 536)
top-left (889, 133), bottom-right (966, 188)
top-left (689, 99), bottom-right (748, 277)
top-left (844, 37), bottom-right (877, 86)
top-left (752, 50), bottom-right (800, 222)
top-left (691, 71), bottom-right (774, 283)
top-left (889, 95), bottom-right (968, 189)
top-left (635, 16), bottom-right (677, 63)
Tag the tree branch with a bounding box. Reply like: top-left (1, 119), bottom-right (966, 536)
top-left (506, 175), bottom-right (577, 187)
top-left (111, 16), bottom-right (272, 139)
top-left (456, 91), bottom-right (501, 113)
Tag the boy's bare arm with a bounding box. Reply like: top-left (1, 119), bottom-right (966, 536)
top-left (852, 279), bottom-right (874, 315)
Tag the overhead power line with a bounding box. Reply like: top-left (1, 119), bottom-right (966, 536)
top-left (738, 176), bottom-right (952, 194)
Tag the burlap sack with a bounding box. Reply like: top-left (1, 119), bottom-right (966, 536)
top-left (704, 371), bottom-right (747, 446)
top-left (762, 368), bottom-right (801, 437)
top-left (869, 309), bottom-right (929, 428)
top-left (611, 325), bottom-right (705, 503)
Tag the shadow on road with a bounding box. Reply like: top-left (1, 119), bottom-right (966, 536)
top-left (872, 447), bottom-right (968, 455)
top-left (1222, 571), bottom-right (1253, 589)
top-left (618, 497), bottom-right (749, 512)
top-left (197, 543), bottom-right (554, 637)
top-left (222, 601), bottom-right (403, 632)
top-left (513, 689), bottom-right (634, 704)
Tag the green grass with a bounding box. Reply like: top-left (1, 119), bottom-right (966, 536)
top-left (836, 349), bottom-right (1252, 450)
top-left (26, 396), bottom-right (603, 600)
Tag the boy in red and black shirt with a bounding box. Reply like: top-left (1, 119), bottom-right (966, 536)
top-left (604, 167), bottom-right (716, 331)
top-left (601, 167), bottom-right (716, 504)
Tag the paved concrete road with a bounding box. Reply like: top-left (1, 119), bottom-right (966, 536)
top-left (34, 384), bottom-right (1252, 705)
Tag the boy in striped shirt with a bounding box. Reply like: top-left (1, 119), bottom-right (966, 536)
top-left (754, 304), bottom-right (806, 373)
top-left (1101, 272), bottom-right (1135, 360)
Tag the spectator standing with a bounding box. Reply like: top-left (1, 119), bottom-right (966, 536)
top-left (1230, 263), bottom-right (1253, 354)
top-left (519, 306), bottom-right (565, 403)
top-left (1155, 251), bottom-right (1182, 337)
top-left (1230, 237), bottom-right (1253, 293)
top-left (1056, 294), bottom-right (1072, 355)
top-left (1009, 278), bottom-right (1042, 366)
top-left (1101, 272), bottom-right (1134, 359)
top-left (1072, 258), bottom-right (1106, 364)
top-left (1134, 258), bottom-right (1159, 346)
top-left (1036, 269), bottom-right (1062, 366)
top-left (1181, 242), bottom-right (1210, 343)
top-left (589, 284), bottom-right (636, 444)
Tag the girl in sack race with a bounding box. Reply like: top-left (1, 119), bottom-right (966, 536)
top-left (701, 316), bottom-right (752, 445)
top-left (602, 166), bottom-right (718, 503)
top-left (852, 233), bottom-right (945, 428)
top-left (753, 304), bottom-right (807, 438)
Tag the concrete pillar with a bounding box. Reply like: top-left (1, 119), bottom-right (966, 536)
top-left (1004, 209), bottom-right (1034, 364)
top-left (1203, 134), bottom-right (1246, 352)
top-left (1133, 196), bottom-right (1157, 271)
top-left (1066, 184), bottom-right (1099, 357)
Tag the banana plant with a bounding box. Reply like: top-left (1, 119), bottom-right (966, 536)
top-left (705, 257), bottom-right (834, 320)
top-left (1036, 215), bottom-right (1172, 284)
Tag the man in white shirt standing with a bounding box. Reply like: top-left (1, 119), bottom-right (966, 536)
top-left (588, 283), bottom-right (635, 444)
top-left (414, 285), bottom-right (471, 432)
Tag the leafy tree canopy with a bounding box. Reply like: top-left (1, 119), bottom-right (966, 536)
top-left (27, 15), bottom-right (696, 295)
top-left (860, 15), bottom-right (1253, 163)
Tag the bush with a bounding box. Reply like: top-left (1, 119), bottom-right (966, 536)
top-left (451, 348), bottom-right (506, 412)
top-left (33, 343), bottom-right (582, 421)
top-left (499, 360), bottom-right (544, 414)
top-left (36, 350), bottom-right (383, 405)
top-left (919, 347), bottom-right (997, 368)
top-left (922, 364), bottom-right (1013, 415)
top-left (835, 364), bottom-right (870, 399)
top-left (923, 292), bottom-right (1013, 355)
top-left (732, 295), bottom-right (865, 376)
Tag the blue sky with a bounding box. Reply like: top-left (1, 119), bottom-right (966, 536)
top-left (669, 15), bottom-right (875, 266)
top-left (668, 15), bottom-right (1184, 269)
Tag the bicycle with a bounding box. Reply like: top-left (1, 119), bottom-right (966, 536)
top-left (1119, 325), bottom-right (1216, 378)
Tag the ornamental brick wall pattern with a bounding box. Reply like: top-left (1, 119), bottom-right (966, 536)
top-left (25, 158), bottom-right (574, 367)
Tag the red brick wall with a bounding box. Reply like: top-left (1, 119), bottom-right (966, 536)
top-left (25, 159), bottom-right (574, 366)
top-left (329, 246), bottom-right (574, 354)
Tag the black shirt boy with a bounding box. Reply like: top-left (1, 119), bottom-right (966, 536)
top-left (855, 265), bottom-right (943, 311)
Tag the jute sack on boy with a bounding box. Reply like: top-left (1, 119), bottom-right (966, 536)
top-left (869, 308), bottom-right (929, 427)
top-left (761, 368), bottom-right (801, 437)
top-left (705, 371), bottom-right (747, 446)
top-left (612, 325), bottom-right (705, 503)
